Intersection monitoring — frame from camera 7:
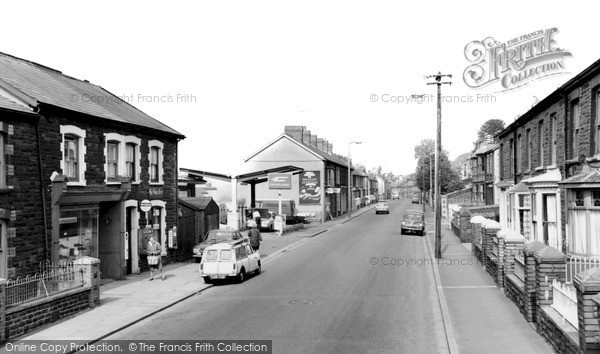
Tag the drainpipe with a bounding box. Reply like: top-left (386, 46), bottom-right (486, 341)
top-left (35, 115), bottom-right (50, 260)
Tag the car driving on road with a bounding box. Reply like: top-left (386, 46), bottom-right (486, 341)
top-left (401, 210), bottom-right (425, 236)
top-left (375, 201), bottom-right (390, 214)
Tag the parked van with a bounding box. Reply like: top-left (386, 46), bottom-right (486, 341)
top-left (199, 238), bottom-right (261, 284)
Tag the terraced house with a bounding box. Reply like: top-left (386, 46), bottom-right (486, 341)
top-left (497, 57), bottom-right (600, 262)
top-left (0, 52), bottom-right (184, 281)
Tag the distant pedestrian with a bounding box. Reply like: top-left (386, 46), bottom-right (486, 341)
top-left (252, 209), bottom-right (262, 229)
top-left (147, 236), bottom-right (165, 281)
top-left (248, 226), bottom-right (262, 251)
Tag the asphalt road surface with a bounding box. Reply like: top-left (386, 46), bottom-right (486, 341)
top-left (107, 200), bottom-right (446, 353)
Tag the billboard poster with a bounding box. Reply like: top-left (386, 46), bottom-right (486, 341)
top-left (299, 171), bottom-right (321, 205)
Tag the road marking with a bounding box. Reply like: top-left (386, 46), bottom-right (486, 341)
top-left (441, 285), bottom-right (497, 289)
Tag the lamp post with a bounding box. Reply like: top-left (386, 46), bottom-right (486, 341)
top-left (348, 141), bottom-right (362, 218)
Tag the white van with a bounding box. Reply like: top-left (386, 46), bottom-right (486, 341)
top-left (199, 238), bottom-right (261, 284)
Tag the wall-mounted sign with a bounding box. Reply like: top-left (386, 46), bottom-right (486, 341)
top-left (326, 187), bottom-right (335, 194)
top-left (149, 187), bottom-right (163, 198)
top-left (334, 188), bottom-right (341, 194)
top-left (299, 171), bottom-right (321, 205)
top-left (140, 199), bottom-right (152, 212)
top-left (268, 173), bottom-right (292, 190)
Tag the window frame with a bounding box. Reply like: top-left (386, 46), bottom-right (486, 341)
top-left (60, 125), bottom-right (87, 186)
top-left (106, 140), bottom-right (119, 181)
top-left (0, 219), bottom-right (6, 279)
top-left (550, 113), bottom-right (557, 166)
top-left (104, 133), bottom-right (141, 184)
top-left (538, 120), bottom-right (544, 169)
top-left (567, 188), bottom-right (600, 256)
top-left (0, 132), bottom-right (5, 188)
top-left (148, 140), bottom-right (164, 185)
top-left (571, 99), bottom-right (580, 160)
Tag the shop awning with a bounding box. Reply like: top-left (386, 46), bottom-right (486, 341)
top-left (58, 187), bottom-right (129, 205)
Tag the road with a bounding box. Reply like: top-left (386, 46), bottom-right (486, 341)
top-left (107, 200), bottom-right (447, 353)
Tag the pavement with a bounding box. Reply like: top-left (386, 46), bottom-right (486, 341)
top-left (421, 207), bottom-right (553, 354)
top-left (9, 204), bottom-right (376, 347)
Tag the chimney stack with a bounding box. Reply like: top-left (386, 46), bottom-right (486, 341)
top-left (284, 125), bottom-right (305, 142)
top-left (316, 138), bottom-right (324, 151)
top-left (302, 129), bottom-right (311, 144)
top-left (310, 134), bottom-right (318, 148)
top-left (326, 142), bottom-right (333, 154)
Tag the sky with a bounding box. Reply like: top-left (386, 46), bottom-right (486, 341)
top-left (2, 1), bottom-right (598, 178)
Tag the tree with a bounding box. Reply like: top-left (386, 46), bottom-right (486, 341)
top-left (474, 119), bottom-right (505, 149)
top-left (414, 139), bottom-right (464, 195)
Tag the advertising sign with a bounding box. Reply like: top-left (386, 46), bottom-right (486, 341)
top-left (299, 171), bottom-right (321, 205)
top-left (268, 173), bottom-right (292, 190)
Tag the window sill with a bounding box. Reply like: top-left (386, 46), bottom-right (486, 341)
top-left (149, 182), bottom-right (164, 186)
top-left (0, 187), bottom-right (13, 194)
top-left (585, 155), bottom-right (600, 163)
top-left (535, 166), bottom-right (545, 171)
top-left (564, 158), bottom-right (579, 165)
top-left (106, 181), bottom-right (122, 186)
top-left (66, 181), bottom-right (87, 187)
top-left (546, 164), bottom-right (558, 170)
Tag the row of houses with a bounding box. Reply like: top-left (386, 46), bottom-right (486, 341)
top-left (467, 57), bottom-right (600, 261)
top-left (0, 52), bottom-right (184, 281)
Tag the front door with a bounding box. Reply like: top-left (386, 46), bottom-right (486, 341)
top-left (543, 194), bottom-right (559, 249)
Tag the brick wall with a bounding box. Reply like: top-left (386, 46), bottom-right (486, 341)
top-left (536, 307), bottom-right (579, 354)
top-left (4, 288), bottom-right (90, 340)
top-left (0, 114), bottom-right (49, 279)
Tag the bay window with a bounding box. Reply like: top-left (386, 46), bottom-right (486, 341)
top-left (568, 189), bottom-right (600, 256)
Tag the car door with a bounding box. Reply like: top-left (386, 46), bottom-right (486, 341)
top-left (245, 244), bottom-right (258, 272)
top-left (237, 245), bottom-right (250, 273)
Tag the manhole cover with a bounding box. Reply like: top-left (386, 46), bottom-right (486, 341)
top-left (288, 299), bottom-right (314, 305)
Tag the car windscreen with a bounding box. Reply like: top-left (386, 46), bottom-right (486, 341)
top-left (220, 250), bottom-right (233, 260)
top-left (206, 231), bottom-right (234, 241)
top-left (205, 249), bottom-right (218, 261)
top-left (404, 214), bottom-right (422, 221)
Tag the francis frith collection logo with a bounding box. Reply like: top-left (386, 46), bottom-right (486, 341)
top-left (463, 28), bottom-right (571, 92)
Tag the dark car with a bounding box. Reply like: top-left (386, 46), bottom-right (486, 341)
top-left (401, 210), bottom-right (425, 236)
top-left (192, 229), bottom-right (244, 262)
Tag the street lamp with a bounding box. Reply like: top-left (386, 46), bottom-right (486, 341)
top-left (348, 141), bottom-right (362, 218)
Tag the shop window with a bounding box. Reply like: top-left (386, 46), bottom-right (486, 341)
top-left (148, 140), bottom-right (164, 185)
top-left (59, 209), bottom-right (98, 262)
top-left (60, 125), bottom-right (86, 186)
top-left (568, 189), bottom-right (600, 256)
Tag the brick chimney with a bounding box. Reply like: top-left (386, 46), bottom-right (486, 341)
top-left (327, 142), bottom-right (333, 154)
top-left (302, 129), bottom-right (311, 144)
top-left (316, 138), bottom-right (324, 151)
top-left (310, 134), bottom-right (318, 148)
top-left (284, 125), bottom-right (305, 142)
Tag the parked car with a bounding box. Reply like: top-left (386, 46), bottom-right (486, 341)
top-left (392, 193), bottom-right (400, 200)
top-left (246, 208), bottom-right (276, 231)
top-left (401, 210), bottom-right (425, 236)
top-left (375, 202), bottom-right (390, 214)
top-left (192, 229), bottom-right (243, 262)
top-left (199, 238), bottom-right (261, 284)
top-left (411, 195), bottom-right (420, 204)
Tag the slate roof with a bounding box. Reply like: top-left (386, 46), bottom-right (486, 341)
top-left (0, 52), bottom-right (184, 138)
top-left (473, 143), bottom-right (499, 156)
top-left (559, 169), bottom-right (600, 185)
top-left (0, 94), bottom-right (35, 114)
top-left (285, 134), bottom-right (349, 167)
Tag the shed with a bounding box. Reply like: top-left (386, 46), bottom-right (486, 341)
top-left (177, 197), bottom-right (220, 261)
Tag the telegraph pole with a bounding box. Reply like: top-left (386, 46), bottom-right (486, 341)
top-left (426, 72), bottom-right (452, 259)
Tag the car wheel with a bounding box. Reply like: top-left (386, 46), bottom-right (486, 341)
top-left (237, 269), bottom-right (246, 283)
top-left (203, 277), bottom-right (211, 284)
top-left (195, 257), bottom-right (201, 263)
top-left (400, 229), bottom-right (404, 235)
top-left (255, 263), bottom-right (261, 275)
